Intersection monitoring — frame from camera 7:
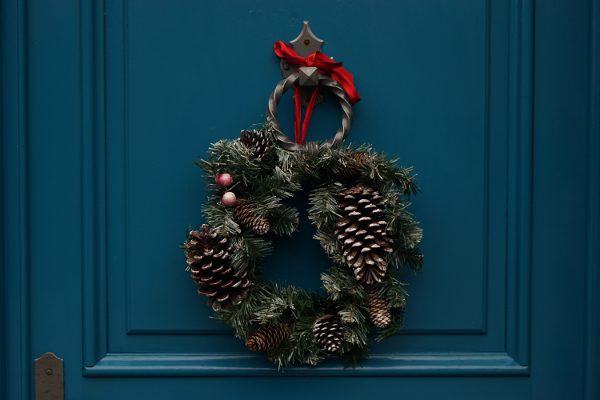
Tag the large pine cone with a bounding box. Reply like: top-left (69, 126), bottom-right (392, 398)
top-left (367, 292), bottom-right (392, 328)
top-left (240, 129), bottom-right (270, 160)
top-left (235, 200), bottom-right (270, 235)
top-left (313, 315), bottom-right (344, 353)
top-left (246, 324), bottom-right (289, 352)
top-left (184, 225), bottom-right (252, 311)
top-left (335, 185), bottom-right (393, 284)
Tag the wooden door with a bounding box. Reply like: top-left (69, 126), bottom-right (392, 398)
top-left (2, 0), bottom-right (598, 399)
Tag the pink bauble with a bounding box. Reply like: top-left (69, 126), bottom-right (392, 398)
top-left (221, 191), bottom-right (237, 207)
top-left (215, 173), bottom-right (233, 187)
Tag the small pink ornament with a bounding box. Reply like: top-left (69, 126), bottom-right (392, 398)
top-left (221, 191), bottom-right (237, 207)
top-left (215, 173), bottom-right (233, 187)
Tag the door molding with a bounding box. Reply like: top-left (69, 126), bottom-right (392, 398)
top-left (584, 0), bottom-right (600, 396)
top-left (2, 0), bottom-right (32, 397)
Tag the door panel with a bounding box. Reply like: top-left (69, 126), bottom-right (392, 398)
top-left (80, 0), bottom-right (527, 374)
top-left (2, 0), bottom-right (598, 398)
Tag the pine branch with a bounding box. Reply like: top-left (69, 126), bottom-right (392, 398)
top-left (321, 266), bottom-right (366, 302)
top-left (313, 230), bottom-right (345, 266)
top-left (201, 201), bottom-right (241, 235)
top-left (230, 234), bottom-right (272, 277)
top-left (268, 205), bottom-right (300, 236)
top-left (308, 182), bottom-right (343, 229)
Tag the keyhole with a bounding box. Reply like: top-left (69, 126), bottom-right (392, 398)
top-left (303, 39), bottom-right (310, 45)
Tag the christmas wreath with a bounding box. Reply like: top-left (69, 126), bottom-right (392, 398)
top-left (183, 34), bottom-right (423, 368)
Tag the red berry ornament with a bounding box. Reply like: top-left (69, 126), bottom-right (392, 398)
top-left (221, 191), bottom-right (237, 207)
top-left (215, 173), bottom-right (233, 187)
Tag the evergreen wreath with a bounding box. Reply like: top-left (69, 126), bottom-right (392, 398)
top-left (183, 126), bottom-right (423, 368)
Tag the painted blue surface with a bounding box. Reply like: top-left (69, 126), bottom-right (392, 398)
top-left (1, 0), bottom-right (598, 399)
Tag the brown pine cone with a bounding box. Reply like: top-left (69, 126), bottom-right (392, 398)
top-left (335, 185), bottom-right (393, 284)
top-left (313, 315), bottom-right (344, 353)
top-left (240, 129), bottom-right (270, 160)
top-left (337, 151), bottom-right (370, 178)
top-left (184, 225), bottom-right (252, 311)
top-left (246, 324), bottom-right (289, 352)
top-left (367, 292), bottom-right (392, 328)
top-left (235, 200), bottom-right (270, 235)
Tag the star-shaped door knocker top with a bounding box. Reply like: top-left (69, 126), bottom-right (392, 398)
top-left (279, 21), bottom-right (326, 106)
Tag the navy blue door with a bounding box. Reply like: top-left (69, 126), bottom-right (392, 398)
top-left (2, 0), bottom-right (599, 399)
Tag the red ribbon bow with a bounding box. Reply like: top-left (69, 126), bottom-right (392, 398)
top-left (273, 40), bottom-right (360, 144)
top-left (273, 41), bottom-right (360, 105)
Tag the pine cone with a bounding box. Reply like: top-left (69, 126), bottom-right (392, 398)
top-left (246, 324), bottom-right (289, 352)
top-left (335, 185), bottom-right (393, 284)
top-left (235, 200), bottom-right (270, 235)
top-left (338, 151), bottom-right (370, 178)
top-left (367, 292), bottom-right (392, 328)
top-left (240, 129), bottom-right (270, 160)
top-left (184, 225), bottom-right (252, 311)
top-left (313, 315), bottom-right (344, 353)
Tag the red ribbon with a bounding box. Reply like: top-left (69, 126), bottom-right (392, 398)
top-left (274, 40), bottom-right (360, 144)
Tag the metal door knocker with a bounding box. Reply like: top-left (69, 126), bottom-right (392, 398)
top-left (266, 22), bottom-right (358, 151)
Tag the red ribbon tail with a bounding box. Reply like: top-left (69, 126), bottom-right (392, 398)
top-left (300, 86), bottom-right (320, 144)
top-left (293, 86), bottom-right (302, 143)
top-left (276, 40), bottom-right (359, 145)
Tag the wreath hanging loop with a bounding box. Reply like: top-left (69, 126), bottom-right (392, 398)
top-left (266, 71), bottom-right (353, 151)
